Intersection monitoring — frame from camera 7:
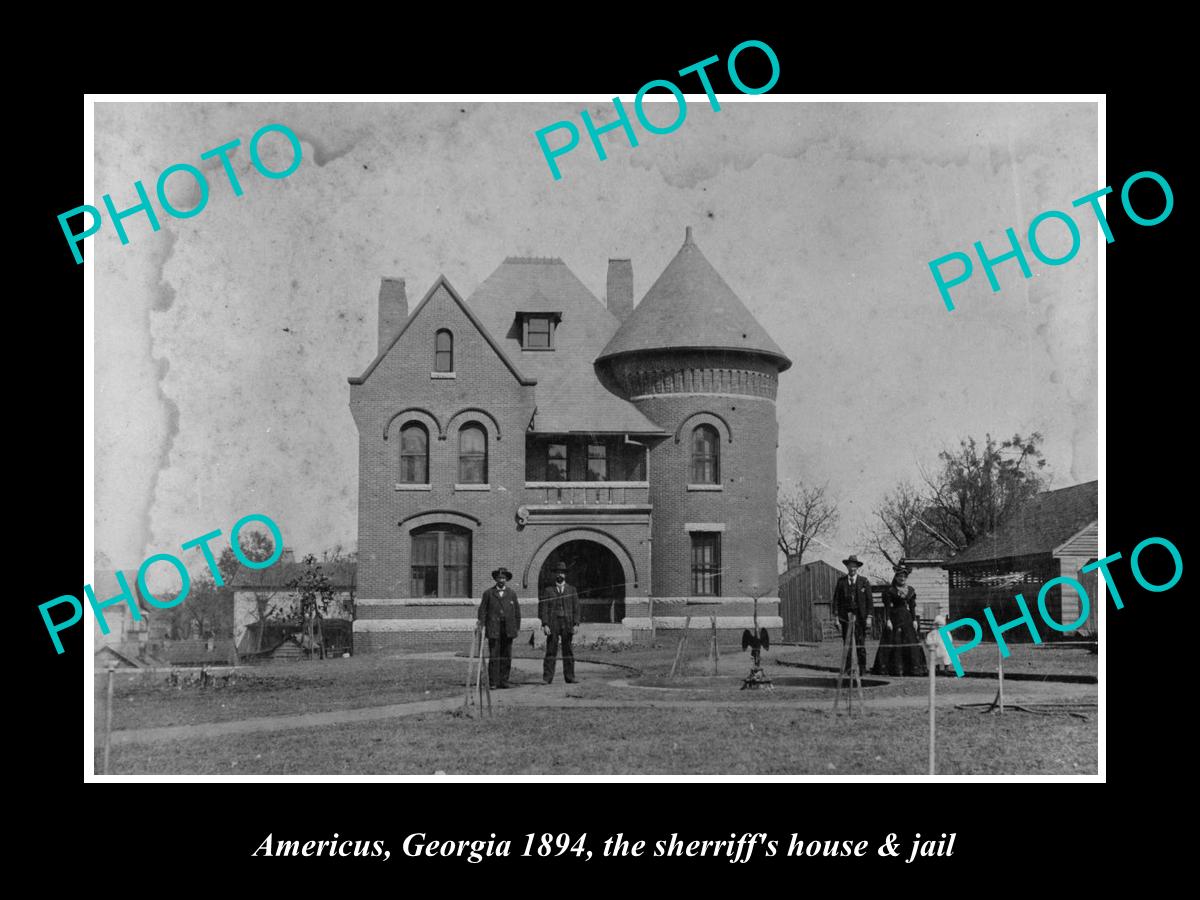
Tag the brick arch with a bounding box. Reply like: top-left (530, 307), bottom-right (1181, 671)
top-left (383, 407), bottom-right (441, 442)
top-left (444, 407), bottom-right (502, 441)
top-left (398, 509), bottom-right (481, 532)
top-left (521, 528), bottom-right (638, 590)
top-left (673, 410), bottom-right (733, 444)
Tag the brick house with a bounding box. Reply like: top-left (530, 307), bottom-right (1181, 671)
top-left (348, 227), bottom-right (792, 652)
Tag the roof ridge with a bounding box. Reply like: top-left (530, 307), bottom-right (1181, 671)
top-left (503, 256), bottom-right (564, 265)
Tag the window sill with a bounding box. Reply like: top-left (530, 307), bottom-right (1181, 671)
top-left (454, 483), bottom-right (491, 491)
top-left (430, 372), bottom-right (456, 379)
top-left (687, 484), bottom-right (724, 492)
top-left (525, 481), bottom-right (649, 489)
top-left (521, 347), bottom-right (555, 352)
top-left (395, 483), bottom-right (433, 491)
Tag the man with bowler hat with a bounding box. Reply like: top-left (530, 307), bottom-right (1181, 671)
top-left (539, 562), bottom-right (581, 684)
top-left (832, 554), bottom-right (873, 676)
top-left (478, 567), bottom-right (520, 689)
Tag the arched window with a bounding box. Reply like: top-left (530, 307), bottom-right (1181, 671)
top-left (690, 424), bottom-right (720, 484)
top-left (411, 524), bottom-right (472, 597)
top-left (400, 423), bottom-right (429, 484)
top-left (434, 329), bottom-right (454, 372)
top-left (458, 423), bottom-right (488, 484)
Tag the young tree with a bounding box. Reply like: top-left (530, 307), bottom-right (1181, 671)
top-left (777, 480), bottom-right (841, 567)
top-left (289, 554), bottom-right (336, 659)
top-left (920, 432), bottom-right (1048, 548)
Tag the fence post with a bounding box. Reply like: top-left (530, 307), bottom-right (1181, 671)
top-left (927, 643), bottom-right (936, 776)
top-left (103, 664), bottom-right (116, 775)
top-left (997, 643), bottom-right (1005, 715)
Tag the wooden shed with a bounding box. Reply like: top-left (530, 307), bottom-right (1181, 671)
top-left (945, 481), bottom-right (1098, 640)
top-left (778, 559), bottom-right (842, 642)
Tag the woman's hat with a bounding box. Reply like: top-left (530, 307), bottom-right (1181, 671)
top-left (843, 554), bottom-right (864, 568)
top-left (491, 567), bottom-right (513, 580)
top-left (893, 564), bottom-right (911, 575)
top-left (551, 562), bottom-right (568, 574)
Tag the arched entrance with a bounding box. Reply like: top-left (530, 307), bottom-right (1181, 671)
top-left (540, 540), bottom-right (627, 623)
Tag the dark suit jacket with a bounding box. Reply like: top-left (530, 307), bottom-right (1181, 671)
top-left (833, 574), bottom-right (872, 620)
top-left (478, 585), bottom-right (521, 639)
top-left (538, 583), bottom-right (581, 630)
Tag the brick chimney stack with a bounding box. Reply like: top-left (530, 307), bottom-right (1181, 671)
top-left (377, 277), bottom-right (408, 354)
top-left (606, 259), bottom-right (633, 322)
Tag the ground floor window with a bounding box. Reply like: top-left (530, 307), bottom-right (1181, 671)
top-left (411, 525), bottom-right (472, 597)
top-left (691, 532), bottom-right (721, 596)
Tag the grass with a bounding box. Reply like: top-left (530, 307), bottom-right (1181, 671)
top-left (96, 654), bottom-right (466, 731)
top-left (102, 705), bottom-right (1098, 775)
top-left (774, 639), bottom-right (1098, 678)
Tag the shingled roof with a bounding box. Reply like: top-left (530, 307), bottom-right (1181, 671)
top-left (597, 228), bottom-right (791, 371)
top-left (468, 257), bottom-right (665, 435)
top-left (948, 480), bottom-right (1099, 565)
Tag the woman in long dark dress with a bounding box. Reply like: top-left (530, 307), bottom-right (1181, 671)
top-left (870, 567), bottom-right (927, 676)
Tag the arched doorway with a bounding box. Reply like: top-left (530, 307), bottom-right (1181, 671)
top-left (540, 540), bottom-right (627, 623)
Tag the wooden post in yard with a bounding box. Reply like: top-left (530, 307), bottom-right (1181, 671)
top-left (669, 616), bottom-right (692, 678)
top-left (705, 619), bottom-right (715, 676)
top-left (927, 643), bottom-right (936, 776)
top-left (464, 627), bottom-right (478, 709)
top-left (997, 644), bottom-right (1005, 715)
top-left (648, 597), bottom-right (656, 644)
top-left (103, 664), bottom-right (115, 775)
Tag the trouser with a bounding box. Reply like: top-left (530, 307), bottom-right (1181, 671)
top-left (488, 630), bottom-right (513, 687)
top-left (838, 614), bottom-right (868, 675)
top-left (543, 622), bottom-right (575, 682)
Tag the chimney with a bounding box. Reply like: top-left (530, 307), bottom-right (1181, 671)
top-left (377, 277), bottom-right (407, 354)
top-left (606, 259), bottom-right (633, 322)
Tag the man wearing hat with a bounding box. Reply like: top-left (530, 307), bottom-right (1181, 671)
top-left (539, 562), bottom-right (581, 684)
top-left (478, 567), bottom-right (521, 689)
top-left (832, 554), bottom-right (873, 676)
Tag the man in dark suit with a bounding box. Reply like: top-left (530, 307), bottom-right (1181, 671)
top-left (832, 554), bottom-right (873, 675)
top-left (478, 567), bottom-right (521, 689)
top-left (539, 562), bottom-right (581, 684)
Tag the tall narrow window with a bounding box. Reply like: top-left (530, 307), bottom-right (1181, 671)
top-left (691, 424), bottom-right (720, 484)
top-left (411, 525), bottom-right (472, 597)
top-left (586, 443), bottom-right (608, 481)
top-left (400, 423), bottom-right (429, 483)
top-left (546, 443), bottom-right (568, 481)
top-left (434, 329), bottom-right (454, 372)
top-left (458, 424), bottom-right (488, 484)
top-left (691, 533), bottom-right (721, 596)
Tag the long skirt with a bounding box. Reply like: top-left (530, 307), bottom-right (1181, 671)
top-left (870, 610), bottom-right (927, 676)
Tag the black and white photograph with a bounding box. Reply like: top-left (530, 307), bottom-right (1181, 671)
top-left (85, 95), bottom-right (1101, 777)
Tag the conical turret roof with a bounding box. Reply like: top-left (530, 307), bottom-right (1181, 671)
top-left (597, 227), bottom-right (791, 371)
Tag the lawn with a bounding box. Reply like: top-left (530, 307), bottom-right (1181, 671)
top-left (102, 705), bottom-right (1098, 775)
top-left (95, 654), bottom-right (467, 732)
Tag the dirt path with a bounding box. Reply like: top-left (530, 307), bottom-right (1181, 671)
top-left (109, 674), bottom-right (1095, 745)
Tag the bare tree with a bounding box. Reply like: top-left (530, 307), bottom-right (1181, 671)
top-left (868, 481), bottom-right (951, 566)
top-left (777, 480), bottom-right (841, 567)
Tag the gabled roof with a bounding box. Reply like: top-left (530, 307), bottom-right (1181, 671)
top-left (948, 481), bottom-right (1099, 566)
top-left (349, 275), bottom-right (535, 387)
top-left (598, 228), bottom-right (791, 371)
top-left (469, 257), bottom-right (665, 435)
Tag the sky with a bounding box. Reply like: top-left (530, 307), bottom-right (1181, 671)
top-left (92, 100), bottom-right (1098, 586)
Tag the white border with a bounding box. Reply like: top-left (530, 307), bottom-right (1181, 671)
top-left (83, 92), bottom-right (1105, 784)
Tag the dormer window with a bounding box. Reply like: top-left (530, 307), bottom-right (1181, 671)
top-left (519, 312), bottom-right (561, 350)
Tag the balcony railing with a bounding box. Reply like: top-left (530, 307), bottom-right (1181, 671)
top-left (523, 481), bottom-right (649, 505)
